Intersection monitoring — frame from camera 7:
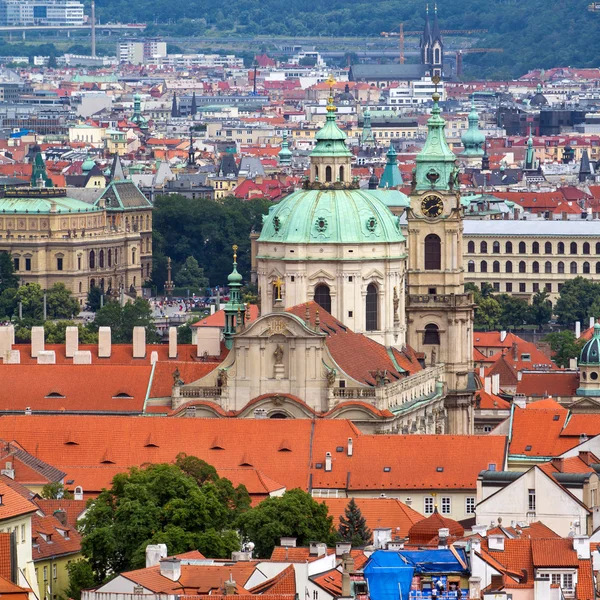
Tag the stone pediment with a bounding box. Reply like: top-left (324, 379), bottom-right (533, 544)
top-left (307, 269), bottom-right (335, 282)
top-left (362, 268), bottom-right (385, 283)
top-left (237, 312), bottom-right (326, 340)
top-left (570, 396), bottom-right (600, 412)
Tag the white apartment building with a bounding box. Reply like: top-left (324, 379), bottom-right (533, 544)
top-left (0, 0), bottom-right (84, 26)
top-left (388, 77), bottom-right (446, 106)
top-left (118, 39), bottom-right (167, 65)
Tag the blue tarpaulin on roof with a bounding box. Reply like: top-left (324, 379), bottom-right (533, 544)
top-left (364, 550), bottom-right (468, 600)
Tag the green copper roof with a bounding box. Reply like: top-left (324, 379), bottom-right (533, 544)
top-left (378, 144), bottom-right (404, 189)
top-left (278, 130), bottom-right (292, 165)
top-left (414, 91), bottom-right (457, 192)
top-left (580, 323), bottom-right (600, 365)
top-left (461, 99), bottom-right (485, 156)
top-left (82, 157), bottom-right (95, 172)
top-left (258, 188), bottom-right (404, 245)
top-left (0, 195), bottom-right (102, 214)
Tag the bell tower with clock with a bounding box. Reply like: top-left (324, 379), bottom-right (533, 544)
top-left (405, 79), bottom-right (476, 435)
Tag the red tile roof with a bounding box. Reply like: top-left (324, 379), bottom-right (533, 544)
top-left (576, 559), bottom-right (595, 600)
top-left (516, 372), bottom-right (579, 398)
top-left (311, 569), bottom-right (342, 596)
top-left (286, 303), bottom-right (422, 384)
top-left (191, 305), bottom-right (260, 328)
top-left (320, 497), bottom-right (423, 536)
top-left (0, 478), bottom-right (38, 520)
top-left (476, 390), bottom-right (510, 410)
top-left (270, 547), bottom-right (335, 562)
top-left (408, 509), bottom-right (464, 545)
top-left (248, 565), bottom-right (295, 595)
top-left (31, 513), bottom-right (82, 560)
top-left (34, 499), bottom-right (87, 529)
top-left (531, 538), bottom-right (579, 567)
top-left (0, 534), bottom-right (12, 581)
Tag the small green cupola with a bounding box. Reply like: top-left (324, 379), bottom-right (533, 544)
top-left (278, 130), bottom-right (293, 166)
top-left (378, 144), bottom-right (403, 189)
top-left (131, 92), bottom-right (148, 131)
top-left (361, 108), bottom-right (375, 147)
top-left (223, 244), bottom-right (246, 348)
top-left (30, 146), bottom-right (53, 188)
top-left (577, 323), bottom-right (600, 396)
top-left (308, 74), bottom-right (353, 187)
top-left (414, 80), bottom-right (457, 192)
top-left (460, 97), bottom-right (485, 157)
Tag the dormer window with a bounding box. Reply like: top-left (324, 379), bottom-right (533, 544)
top-left (46, 392), bottom-right (65, 399)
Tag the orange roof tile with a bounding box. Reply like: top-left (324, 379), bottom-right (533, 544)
top-left (0, 478), bottom-right (38, 520)
top-left (34, 499), bottom-right (86, 529)
top-left (576, 558), bottom-right (595, 600)
top-left (481, 538), bottom-right (533, 589)
top-left (191, 305), bottom-right (260, 328)
top-left (476, 390), bottom-right (510, 410)
top-left (531, 538), bottom-right (579, 567)
top-left (319, 497), bottom-right (423, 536)
top-left (516, 372), bottom-right (579, 398)
top-left (311, 569), bottom-right (342, 596)
top-left (270, 547), bottom-right (335, 562)
top-left (249, 565), bottom-right (295, 595)
top-left (0, 533), bottom-right (11, 581)
top-left (31, 513), bottom-right (82, 560)
top-left (408, 509), bottom-right (464, 545)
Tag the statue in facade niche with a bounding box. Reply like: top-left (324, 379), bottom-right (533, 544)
top-left (273, 344), bottom-right (284, 364)
top-left (172, 368), bottom-right (183, 386)
top-left (326, 369), bottom-right (337, 387)
top-left (217, 369), bottom-right (228, 387)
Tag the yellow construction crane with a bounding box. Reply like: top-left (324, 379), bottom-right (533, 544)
top-left (383, 25), bottom-right (489, 65)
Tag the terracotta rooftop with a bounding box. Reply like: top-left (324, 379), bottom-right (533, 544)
top-left (408, 509), bottom-right (464, 545)
top-left (31, 513), bottom-right (82, 561)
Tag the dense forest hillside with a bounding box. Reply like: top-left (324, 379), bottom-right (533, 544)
top-left (91, 0), bottom-right (598, 78)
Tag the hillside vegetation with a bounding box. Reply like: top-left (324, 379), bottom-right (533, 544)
top-left (91, 0), bottom-right (598, 78)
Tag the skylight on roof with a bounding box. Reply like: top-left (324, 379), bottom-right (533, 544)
top-left (525, 445), bottom-right (532, 451)
top-left (553, 415), bottom-right (560, 421)
top-left (436, 467), bottom-right (444, 472)
top-left (383, 467), bottom-right (391, 472)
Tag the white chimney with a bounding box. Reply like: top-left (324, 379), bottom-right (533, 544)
top-left (470, 538), bottom-right (481, 554)
top-left (37, 350), bottom-right (56, 364)
top-left (576, 321), bottom-right (581, 339)
top-left (492, 373), bottom-right (500, 395)
top-left (98, 326), bottom-right (111, 358)
top-left (471, 524), bottom-right (488, 538)
top-left (591, 317), bottom-right (596, 330)
top-left (488, 535), bottom-right (505, 551)
top-left (0, 325), bottom-right (14, 357)
top-left (31, 326), bottom-right (44, 358)
top-left (373, 528), bottom-right (392, 550)
top-left (517, 370), bottom-right (523, 381)
top-left (347, 437), bottom-right (353, 457)
top-left (500, 330), bottom-right (507, 342)
top-left (73, 350), bottom-right (92, 365)
top-left (309, 541), bottom-right (327, 557)
top-left (133, 326), bottom-right (146, 358)
top-left (325, 452), bottom-right (332, 472)
top-left (280, 537), bottom-right (297, 547)
top-left (570, 358), bottom-right (578, 370)
top-left (573, 535), bottom-right (590, 559)
top-left (159, 558), bottom-right (181, 581)
top-left (438, 527), bottom-right (450, 547)
top-left (5, 350), bottom-right (19, 364)
top-left (65, 326), bottom-right (79, 358)
top-left (169, 326), bottom-right (177, 358)
top-left (336, 542), bottom-right (352, 556)
top-left (484, 377), bottom-right (492, 394)
top-left (146, 544), bottom-right (167, 568)
top-left (150, 350), bottom-right (158, 365)
top-left (479, 366), bottom-right (485, 379)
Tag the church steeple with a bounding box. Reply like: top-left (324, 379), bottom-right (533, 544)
top-left (223, 244), bottom-right (246, 348)
top-left (460, 97), bottom-right (485, 158)
top-left (361, 108), bottom-right (375, 147)
top-left (525, 126), bottom-right (536, 170)
top-left (420, 5), bottom-right (432, 68)
top-left (30, 146), bottom-right (53, 188)
top-left (188, 130), bottom-right (195, 166)
top-left (414, 80), bottom-right (457, 191)
top-left (307, 75), bottom-right (353, 187)
top-left (378, 144), bottom-right (403, 189)
top-left (278, 130), bottom-right (293, 167)
top-left (171, 93), bottom-right (179, 118)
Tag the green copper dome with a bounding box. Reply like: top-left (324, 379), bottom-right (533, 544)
top-left (311, 97), bottom-right (352, 159)
top-left (580, 324), bottom-right (600, 364)
top-left (258, 189), bottom-right (404, 244)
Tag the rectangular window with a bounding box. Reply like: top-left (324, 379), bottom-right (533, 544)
top-left (465, 497), bottom-right (476, 514)
top-left (77, 256), bottom-right (81, 270)
top-left (25, 258), bottom-right (31, 271)
top-left (441, 497), bottom-right (451, 514)
top-left (506, 282), bottom-right (513, 292)
top-left (424, 497), bottom-right (434, 515)
top-left (52, 564), bottom-right (57, 579)
top-left (519, 282), bottom-right (526, 293)
top-left (545, 282), bottom-right (552, 292)
top-left (20, 524), bottom-right (24, 543)
top-left (528, 488), bottom-right (536, 511)
top-left (43, 566), bottom-right (48, 581)
top-left (57, 257), bottom-right (63, 271)
top-left (493, 282), bottom-right (500, 292)
top-left (563, 573), bottom-right (573, 592)
top-left (13, 258), bottom-right (19, 271)
top-left (533, 282), bottom-right (539, 293)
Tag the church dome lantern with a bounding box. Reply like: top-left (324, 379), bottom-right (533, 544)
top-left (577, 323), bottom-right (600, 397)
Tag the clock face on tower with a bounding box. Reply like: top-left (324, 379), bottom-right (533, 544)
top-left (420, 194), bottom-right (444, 218)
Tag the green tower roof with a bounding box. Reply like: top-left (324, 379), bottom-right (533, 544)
top-left (278, 130), bottom-right (293, 165)
top-left (311, 94), bottom-right (352, 159)
top-left (378, 144), bottom-right (404, 189)
top-left (461, 98), bottom-right (485, 157)
top-left (580, 323), bottom-right (600, 365)
top-left (414, 87), bottom-right (457, 192)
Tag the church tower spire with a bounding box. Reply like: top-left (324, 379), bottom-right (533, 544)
top-left (223, 245), bottom-right (246, 348)
top-left (405, 83), bottom-right (475, 435)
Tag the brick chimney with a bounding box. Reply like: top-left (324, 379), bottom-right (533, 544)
top-left (512, 342), bottom-right (518, 361)
top-left (53, 509), bottom-right (67, 526)
top-left (579, 451), bottom-right (593, 466)
top-left (553, 457), bottom-right (564, 472)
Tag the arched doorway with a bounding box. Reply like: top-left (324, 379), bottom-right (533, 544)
top-left (325, 166), bottom-right (332, 182)
top-left (314, 284), bottom-right (331, 314)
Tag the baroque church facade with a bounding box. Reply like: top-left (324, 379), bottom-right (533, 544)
top-left (179, 80), bottom-right (475, 435)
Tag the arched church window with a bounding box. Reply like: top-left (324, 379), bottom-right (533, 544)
top-left (584, 261), bottom-right (591, 274)
top-left (532, 261), bottom-right (539, 274)
top-left (558, 261), bottom-right (565, 274)
top-left (365, 283), bottom-right (378, 331)
top-left (493, 261), bottom-right (500, 273)
top-left (532, 242), bottom-right (539, 254)
top-left (89, 250), bottom-right (95, 269)
top-left (584, 242), bottom-right (591, 255)
top-left (325, 166), bottom-right (332, 182)
top-left (519, 261), bottom-right (526, 273)
top-left (315, 166), bottom-right (319, 180)
top-left (492, 241), bottom-right (500, 254)
top-left (480, 261), bottom-right (487, 273)
top-left (519, 242), bottom-right (526, 254)
top-left (596, 262), bottom-right (600, 274)
top-left (506, 261), bottom-right (513, 273)
top-left (467, 241), bottom-right (475, 253)
top-left (434, 48), bottom-right (441, 65)
top-left (424, 234), bottom-right (441, 270)
top-left (505, 241), bottom-right (513, 254)
top-left (570, 261), bottom-right (578, 274)
top-left (545, 242), bottom-right (552, 254)
top-left (468, 261), bottom-right (475, 273)
top-left (545, 261), bottom-right (552, 274)
top-left (339, 166), bottom-right (344, 181)
top-left (314, 284), bottom-right (331, 314)
top-left (423, 324), bottom-right (440, 345)
top-left (570, 242), bottom-right (578, 255)
top-left (480, 241), bottom-right (488, 253)
top-left (558, 242), bottom-right (565, 254)
top-left (99, 250), bottom-right (104, 268)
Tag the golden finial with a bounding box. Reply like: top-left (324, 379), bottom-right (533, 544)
top-left (325, 73), bottom-right (337, 113)
top-left (232, 244), bottom-right (238, 262)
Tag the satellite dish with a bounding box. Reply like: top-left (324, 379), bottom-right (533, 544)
top-left (247, 542), bottom-right (255, 551)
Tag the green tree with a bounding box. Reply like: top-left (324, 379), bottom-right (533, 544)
top-left (338, 498), bottom-right (371, 546)
top-left (87, 286), bottom-right (103, 312)
top-left (47, 283), bottom-right (80, 319)
top-left (92, 298), bottom-right (158, 343)
top-left (41, 482), bottom-right (73, 500)
top-left (238, 488), bottom-right (336, 559)
top-left (175, 256), bottom-right (209, 291)
top-left (80, 461), bottom-right (247, 581)
top-left (554, 277), bottom-right (600, 326)
top-left (63, 560), bottom-right (95, 600)
top-left (496, 294), bottom-right (531, 329)
top-left (544, 330), bottom-right (585, 368)
top-left (0, 287), bottom-right (17, 319)
top-left (15, 283), bottom-right (44, 320)
top-left (47, 53), bottom-right (57, 68)
top-left (0, 251), bottom-right (17, 293)
top-left (529, 290), bottom-right (553, 329)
